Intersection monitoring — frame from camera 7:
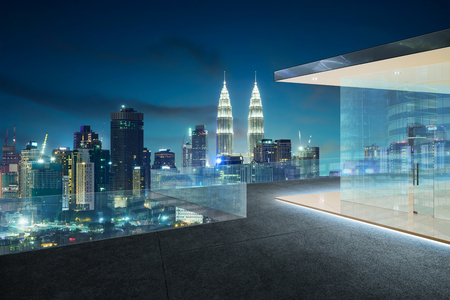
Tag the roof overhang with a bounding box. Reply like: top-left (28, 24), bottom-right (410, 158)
top-left (274, 28), bottom-right (450, 89)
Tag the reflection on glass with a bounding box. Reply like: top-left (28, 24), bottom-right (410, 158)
top-left (340, 62), bottom-right (450, 221)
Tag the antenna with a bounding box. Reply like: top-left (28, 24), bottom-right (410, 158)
top-left (101, 122), bottom-right (105, 143)
top-left (255, 71), bottom-right (257, 84)
top-left (224, 71), bottom-right (226, 84)
top-left (4, 128), bottom-right (8, 146)
top-left (13, 124), bottom-right (16, 150)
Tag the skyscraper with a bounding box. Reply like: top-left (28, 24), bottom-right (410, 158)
top-left (254, 139), bottom-right (275, 163)
top-left (73, 126), bottom-right (101, 149)
top-left (247, 73), bottom-right (264, 160)
top-left (142, 148), bottom-right (151, 193)
top-left (152, 149), bottom-right (176, 169)
top-left (52, 147), bottom-right (71, 176)
top-left (76, 161), bottom-right (95, 210)
top-left (69, 148), bottom-right (92, 209)
top-left (192, 125), bottom-right (208, 167)
top-left (1, 124), bottom-right (20, 173)
top-left (182, 141), bottom-right (193, 168)
top-left (216, 74), bottom-right (234, 157)
top-left (111, 107), bottom-right (144, 191)
top-left (274, 139), bottom-right (291, 162)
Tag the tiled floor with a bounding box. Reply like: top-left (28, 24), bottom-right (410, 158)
top-left (275, 191), bottom-right (450, 244)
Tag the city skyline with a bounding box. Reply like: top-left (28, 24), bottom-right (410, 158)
top-left (1, 1), bottom-right (449, 167)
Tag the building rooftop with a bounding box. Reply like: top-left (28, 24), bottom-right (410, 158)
top-left (2, 177), bottom-right (450, 299)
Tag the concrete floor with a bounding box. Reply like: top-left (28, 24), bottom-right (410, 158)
top-left (1, 177), bottom-right (450, 299)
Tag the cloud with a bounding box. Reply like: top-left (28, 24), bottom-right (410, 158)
top-left (300, 86), bottom-right (339, 111)
top-left (42, 36), bottom-right (223, 75)
top-left (0, 75), bottom-right (217, 119)
top-left (147, 37), bottom-right (222, 75)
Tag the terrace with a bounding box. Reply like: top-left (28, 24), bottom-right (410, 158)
top-left (1, 177), bottom-right (450, 299)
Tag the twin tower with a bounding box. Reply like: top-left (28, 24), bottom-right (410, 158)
top-left (216, 72), bottom-right (264, 160)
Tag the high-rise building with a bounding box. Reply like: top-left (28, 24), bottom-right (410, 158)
top-left (274, 139), bottom-right (291, 162)
top-left (132, 166), bottom-right (145, 197)
top-left (19, 162), bottom-right (62, 198)
top-left (1, 125), bottom-right (20, 173)
top-left (254, 139), bottom-right (275, 163)
top-left (62, 175), bottom-right (70, 211)
top-left (0, 165), bottom-right (19, 199)
top-left (296, 146), bottom-right (320, 178)
top-left (111, 107), bottom-right (144, 191)
top-left (21, 141), bottom-right (40, 162)
top-left (76, 162), bottom-right (95, 210)
top-left (296, 146), bottom-right (320, 160)
top-left (73, 126), bottom-right (101, 149)
top-left (2, 146), bottom-right (20, 171)
top-left (216, 75), bottom-right (234, 157)
top-left (52, 147), bottom-right (71, 176)
top-left (92, 146), bottom-right (110, 193)
top-left (192, 125), bottom-right (208, 167)
top-left (389, 141), bottom-right (412, 173)
top-left (247, 74), bottom-right (264, 160)
top-left (216, 154), bottom-right (243, 165)
top-left (142, 148), bottom-right (151, 193)
top-left (68, 148), bottom-right (92, 209)
top-left (152, 149), bottom-right (176, 169)
top-left (182, 141), bottom-right (193, 168)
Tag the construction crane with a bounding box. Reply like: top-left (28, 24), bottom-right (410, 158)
top-left (39, 132), bottom-right (48, 160)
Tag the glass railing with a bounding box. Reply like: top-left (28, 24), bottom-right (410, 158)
top-left (0, 184), bottom-right (246, 255)
top-left (0, 157), bottom-right (343, 255)
top-left (151, 158), bottom-right (342, 188)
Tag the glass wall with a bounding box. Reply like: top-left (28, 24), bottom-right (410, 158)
top-left (341, 62), bottom-right (450, 220)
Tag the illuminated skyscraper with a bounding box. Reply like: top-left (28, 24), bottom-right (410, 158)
top-left (216, 74), bottom-right (234, 157)
top-left (73, 126), bottom-right (101, 149)
top-left (111, 107), bottom-right (144, 191)
top-left (152, 149), bottom-right (176, 169)
top-left (247, 73), bottom-right (264, 160)
top-left (182, 141), bottom-right (193, 168)
top-left (192, 125), bottom-right (208, 167)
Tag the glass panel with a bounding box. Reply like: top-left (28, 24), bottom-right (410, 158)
top-left (0, 184), bottom-right (246, 255)
top-left (340, 62), bottom-right (450, 221)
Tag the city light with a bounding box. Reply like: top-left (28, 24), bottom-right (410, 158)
top-left (51, 157), bottom-right (56, 161)
top-left (38, 159), bottom-right (44, 163)
top-left (216, 158), bottom-right (222, 164)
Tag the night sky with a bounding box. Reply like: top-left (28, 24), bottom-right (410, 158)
top-left (1, 0), bottom-right (449, 166)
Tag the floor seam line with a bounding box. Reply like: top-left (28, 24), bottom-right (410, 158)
top-left (157, 232), bottom-right (170, 300)
top-left (162, 223), bottom-right (346, 255)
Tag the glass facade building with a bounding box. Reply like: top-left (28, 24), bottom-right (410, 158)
top-left (275, 28), bottom-right (450, 239)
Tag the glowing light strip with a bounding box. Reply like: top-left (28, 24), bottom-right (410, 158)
top-left (277, 199), bottom-right (450, 248)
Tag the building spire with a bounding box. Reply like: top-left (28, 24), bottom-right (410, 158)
top-left (248, 73), bottom-right (264, 158)
top-left (216, 75), bottom-right (234, 157)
